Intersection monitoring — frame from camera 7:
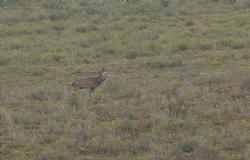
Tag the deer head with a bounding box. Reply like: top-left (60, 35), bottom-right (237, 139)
top-left (99, 67), bottom-right (110, 78)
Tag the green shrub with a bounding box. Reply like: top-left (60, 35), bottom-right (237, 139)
top-left (185, 20), bottom-right (194, 26)
top-left (161, 0), bottom-right (172, 7)
top-left (38, 150), bottom-right (70, 160)
top-left (224, 136), bottom-right (247, 151)
top-left (104, 79), bottom-right (126, 94)
top-left (1, 1), bottom-right (250, 160)
top-left (0, 0), bottom-right (26, 7)
top-left (9, 131), bottom-right (36, 147)
top-left (223, 0), bottom-right (236, 4)
top-left (79, 41), bottom-right (89, 48)
top-left (217, 38), bottom-right (246, 50)
top-left (168, 104), bottom-right (189, 119)
top-left (10, 44), bottom-right (21, 50)
top-left (240, 77), bottom-right (250, 92)
top-left (175, 43), bottom-right (188, 52)
top-left (119, 120), bottom-right (137, 133)
top-left (194, 73), bottom-right (226, 85)
top-left (52, 25), bottom-right (65, 32)
top-left (194, 146), bottom-right (221, 160)
top-left (75, 25), bottom-right (98, 33)
top-left (28, 89), bottom-right (50, 101)
top-left (136, 136), bottom-right (151, 152)
top-left (125, 52), bottom-right (137, 59)
top-left (42, 52), bottom-right (68, 64)
top-left (0, 56), bottom-right (11, 66)
top-left (147, 56), bottom-right (183, 69)
top-left (68, 93), bottom-right (85, 109)
top-left (40, 0), bottom-right (69, 9)
top-left (49, 11), bottom-right (71, 21)
top-left (147, 41), bottom-right (163, 55)
top-left (13, 112), bottom-right (41, 129)
top-left (34, 28), bottom-right (48, 34)
top-left (178, 138), bottom-right (198, 153)
top-left (27, 87), bottom-right (65, 101)
top-left (195, 42), bottom-right (214, 51)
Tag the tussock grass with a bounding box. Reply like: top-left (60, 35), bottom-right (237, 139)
top-left (1, 0), bottom-right (250, 160)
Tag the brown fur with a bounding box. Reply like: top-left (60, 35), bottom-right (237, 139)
top-left (71, 68), bottom-right (109, 95)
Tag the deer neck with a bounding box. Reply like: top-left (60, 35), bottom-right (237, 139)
top-left (96, 75), bottom-right (106, 83)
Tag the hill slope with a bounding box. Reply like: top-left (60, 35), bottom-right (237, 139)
top-left (1, 0), bottom-right (250, 160)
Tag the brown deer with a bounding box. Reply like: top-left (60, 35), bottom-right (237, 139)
top-left (71, 68), bottom-right (110, 96)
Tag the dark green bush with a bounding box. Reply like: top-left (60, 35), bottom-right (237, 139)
top-left (161, 0), bottom-right (171, 7)
top-left (49, 11), bottom-right (71, 21)
top-left (0, 56), bottom-right (11, 66)
top-left (178, 138), bottom-right (198, 153)
top-left (75, 25), bottom-right (98, 33)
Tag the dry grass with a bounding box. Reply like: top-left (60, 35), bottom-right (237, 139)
top-left (1, 0), bottom-right (250, 160)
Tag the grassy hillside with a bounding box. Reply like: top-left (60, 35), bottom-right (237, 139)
top-left (1, 0), bottom-right (250, 159)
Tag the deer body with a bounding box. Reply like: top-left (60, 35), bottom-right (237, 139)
top-left (72, 68), bottom-right (109, 95)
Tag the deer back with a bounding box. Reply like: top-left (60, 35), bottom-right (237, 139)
top-left (72, 75), bottom-right (106, 89)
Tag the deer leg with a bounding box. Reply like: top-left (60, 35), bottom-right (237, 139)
top-left (89, 88), bottom-right (94, 96)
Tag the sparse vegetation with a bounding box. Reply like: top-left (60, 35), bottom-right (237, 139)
top-left (1, 0), bottom-right (250, 160)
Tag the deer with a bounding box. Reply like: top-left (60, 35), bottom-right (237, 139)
top-left (71, 68), bottom-right (110, 96)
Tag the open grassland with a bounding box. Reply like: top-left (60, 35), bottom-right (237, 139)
top-left (1, 0), bottom-right (250, 160)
